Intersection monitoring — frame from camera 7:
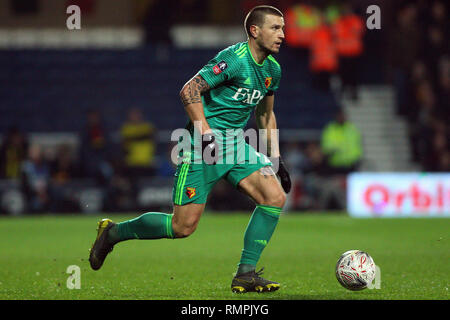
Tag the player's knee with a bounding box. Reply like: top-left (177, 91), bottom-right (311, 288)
top-left (264, 191), bottom-right (286, 208)
top-left (173, 225), bottom-right (196, 238)
top-left (172, 219), bottom-right (198, 238)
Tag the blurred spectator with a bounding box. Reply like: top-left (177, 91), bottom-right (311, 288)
top-left (120, 107), bottom-right (156, 178)
top-left (430, 131), bottom-right (449, 171)
top-left (389, 2), bottom-right (421, 116)
top-left (301, 141), bottom-right (347, 210)
top-left (298, 141), bottom-right (327, 210)
top-left (406, 61), bottom-right (428, 159)
top-left (103, 157), bottom-right (134, 212)
top-left (49, 144), bottom-right (79, 212)
top-left (423, 25), bottom-right (446, 87)
top-left (394, 1), bottom-right (449, 173)
top-left (412, 2), bottom-right (449, 172)
top-left (119, 107), bottom-right (156, 205)
top-left (283, 141), bottom-right (309, 177)
top-left (406, 60), bottom-right (429, 118)
top-left (304, 141), bottom-right (327, 175)
top-left (437, 151), bottom-right (450, 171)
top-left (285, 2), bottom-right (365, 96)
top-left (333, 3), bottom-right (365, 101)
top-left (320, 109), bottom-right (362, 174)
top-left (51, 144), bottom-right (78, 184)
top-left (418, 118), bottom-right (449, 172)
top-left (410, 80), bottom-right (438, 165)
top-left (282, 141), bottom-right (309, 210)
top-left (284, 3), bottom-right (321, 49)
top-left (0, 126), bottom-right (28, 179)
top-left (429, 1), bottom-right (448, 36)
top-left (79, 110), bottom-right (113, 185)
top-left (309, 17), bottom-right (338, 91)
top-left (21, 144), bottom-right (50, 213)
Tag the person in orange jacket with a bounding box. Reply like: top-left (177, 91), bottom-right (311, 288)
top-left (333, 4), bottom-right (365, 101)
top-left (285, 3), bottom-right (321, 48)
top-left (310, 22), bottom-right (338, 73)
top-left (309, 17), bottom-right (338, 91)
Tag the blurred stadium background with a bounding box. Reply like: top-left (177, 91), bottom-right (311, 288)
top-left (0, 0), bottom-right (448, 217)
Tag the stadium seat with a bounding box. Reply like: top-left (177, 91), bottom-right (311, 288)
top-left (0, 48), bottom-right (337, 133)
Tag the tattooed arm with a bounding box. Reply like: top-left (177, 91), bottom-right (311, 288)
top-left (179, 74), bottom-right (212, 134)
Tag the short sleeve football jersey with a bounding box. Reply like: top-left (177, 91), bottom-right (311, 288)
top-left (196, 41), bottom-right (282, 131)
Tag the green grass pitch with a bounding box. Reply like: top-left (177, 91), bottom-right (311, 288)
top-left (0, 212), bottom-right (448, 300)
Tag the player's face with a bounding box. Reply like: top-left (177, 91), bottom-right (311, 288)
top-left (256, 14), bottom-right (285, 54)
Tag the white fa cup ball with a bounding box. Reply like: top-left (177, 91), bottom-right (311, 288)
top-left (335, 250), bottom-right (376, 291)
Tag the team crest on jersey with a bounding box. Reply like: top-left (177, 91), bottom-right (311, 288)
top-left (213, 60), bottom-right (228, 75)
top-left (264, 77), bottom-right (272, 89)
top-left (186, 187), bottom-right (196, 199)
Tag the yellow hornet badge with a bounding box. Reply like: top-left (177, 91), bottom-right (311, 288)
top-left (264, 77), bottom-right (272, 89)
top-left (186, 187), bottom-right (196, 199)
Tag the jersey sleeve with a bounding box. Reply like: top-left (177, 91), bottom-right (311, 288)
top-left (270, 69), bottom-right (281, 92)
top-left (197, 47), bottom-right (240, 89)
top-left (267, 56), bottom-right (282, 95)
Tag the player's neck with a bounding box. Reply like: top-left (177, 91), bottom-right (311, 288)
top-left (247, 39), bottom-right (269, 65)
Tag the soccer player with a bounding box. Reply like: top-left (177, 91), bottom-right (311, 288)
top-left (89, 5), bottom-right (291, 293)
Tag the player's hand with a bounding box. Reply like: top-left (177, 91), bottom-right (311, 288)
top-left (202, 133), bottom-right (218, 165)
top-left (274, 156), bottom-right (291, 194)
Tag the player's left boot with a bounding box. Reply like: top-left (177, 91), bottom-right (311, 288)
top-left (231, 268), bottom-right (280, 293)
top-left (89, 218), bottom-right (116, 271)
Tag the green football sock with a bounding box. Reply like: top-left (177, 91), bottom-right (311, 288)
top-left (107, 212), bottom-right (174, 244)
top-left (236, 205), bottom-right (282, 275)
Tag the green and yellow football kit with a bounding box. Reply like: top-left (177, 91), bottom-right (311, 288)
top-left (90, 41), bottom-right (284, 292)
top-left (173, 41), bottom-right (282, 206)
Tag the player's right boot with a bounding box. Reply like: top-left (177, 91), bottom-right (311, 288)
top-left (231, 268), bottom-right (280, 293)
top-left (89, 218), bottom-right (116, 271)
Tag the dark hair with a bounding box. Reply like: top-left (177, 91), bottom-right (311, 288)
top-left (244, 5), bottom-right (283, 38)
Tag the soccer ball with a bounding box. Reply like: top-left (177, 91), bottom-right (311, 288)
top-left (335, 250), bottom-right (376, 291)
